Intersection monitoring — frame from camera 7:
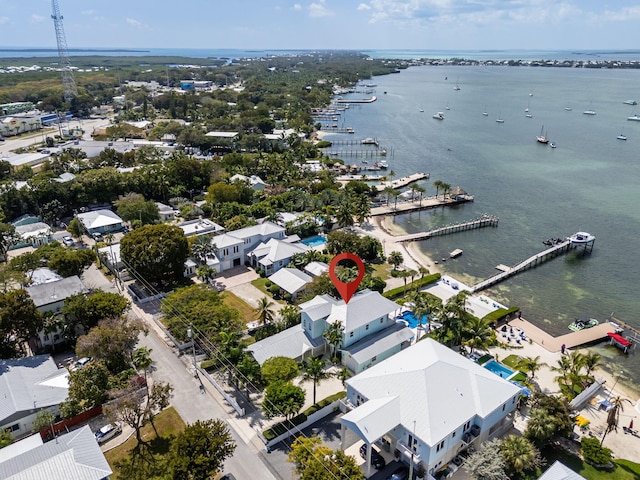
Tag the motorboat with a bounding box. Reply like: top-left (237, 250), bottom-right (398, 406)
top-left (536, 126), bottom-right (549, 144)
top-left (496, 118), bottom-right (504, 123)
top-left (623, 100), bottom-right (637, 105)
top-left (568, 231), bottom-right (595, 244)
top-left (433, 112), bottom-right (445, 120)
top-left (617, 134), bottom-right (628, 141)
top-left (419, 108), bottom-right (424, 112)
top-left (377, 160), bottom-right (389, 169)
top-left (549, 142), bottom-right (557, 148)
top-left (568, 317), bottom-right (599, 332)
top-left (362, 138), bottom-right (378, 145)
top-left (583, 110), bottom-right (596, 115)
top-left (526, 113), bottom-right (533, 118)
top-left (482, 111), bottom-right (489, 117)
top-left (565, 107), bottom-right (573, 111)
top-left (627, 114), bottom-right (640, 121)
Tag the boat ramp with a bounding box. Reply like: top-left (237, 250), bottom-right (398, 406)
top-left (392, 215), bottom-right (499, 243)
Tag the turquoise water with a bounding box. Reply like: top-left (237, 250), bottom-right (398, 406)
top-left (301, 235), bottom-right (327, 248)
top-left (327, 65), bottom-right (640, 388)
top-left (483, 360), bottom-right (516, 379)
top-left (397, 310), bottom-right (429, 329)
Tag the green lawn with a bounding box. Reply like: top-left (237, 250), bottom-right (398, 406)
top-left (502, 354), bottom-right (522, 369)
top-left (370, 262), bottom-right (391, 280)
top-left (543, 448), bottom-right (640, 480)
top-left (104, 407), bottom-right (185, 480)
top-left (220, 291), bottom-right (256, 321)
top-left (250, 277), bottom-right (271, 296)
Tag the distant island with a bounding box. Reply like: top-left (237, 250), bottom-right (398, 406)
top-left (0, 48), bottom-right (149, 53)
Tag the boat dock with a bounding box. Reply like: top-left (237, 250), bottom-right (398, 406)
top-left (325, 149), bottom-right (387, 159)
top-left (329, 139), bottom-right (380, 147)
top-left (320, 126), bottom-right (355, 134)
top-left (392, 215), bottom-right (499, 243)
top-left (507, 317), bottom-right (616, 353)
top-left (335, 96), bottom-right (377, 104)
top-left (471, 240), bottom-right (576, 293)
top-left (374, 172), bottom-right (430, 192)
top-left (371, 192), bottom-right (474, 217)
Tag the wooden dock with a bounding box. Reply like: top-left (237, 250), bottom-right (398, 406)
top-left (374, 172), bottom-right (430, 192)
top-left (370, 193), bottom-right (473, 217)
top-left (392, 215), bottom-right (499, 243)
top-left (325, 149), bottom-right (387, 159)
top-left (471, 240), bottom-right (574, 293)
top-left (508, 318), bottom-right (616, 353)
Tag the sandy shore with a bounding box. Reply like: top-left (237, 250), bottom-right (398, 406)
top-left (361, 215), bottom-right (640, 462)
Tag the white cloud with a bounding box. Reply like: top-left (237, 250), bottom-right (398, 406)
top-left (126, 17), bottom-right (148, 29)
top-left (30, 14), bottom-right (45, 23)
top-left (603, 6), bottom-right (640, 21)
top-left (0, 16), bottom-right (8, 25)
top-left (294, 4), bottom-right (302, 10)
top-left (358, 3), bottom-right (371, 11)
top-left (309, 0), bottom-right (334, 17)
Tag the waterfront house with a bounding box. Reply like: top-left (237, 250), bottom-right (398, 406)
top-left (0, 355), bottom-right (69, 439)
top-left (341, 338), bottom-right (520, 478)
top-left (0, 426), bottom-right (112, 479)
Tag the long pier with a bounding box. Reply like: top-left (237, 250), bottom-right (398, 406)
top-left (471, 240), bottom-right (574, 292)
top-left (374, 172), bottom-right (430, 192)
top-left (393, 215), bottom-right (499, 243)
top-left (370, 193), bottom-right (474, 216)
top-left (325, 149), bottom-right (387, 158)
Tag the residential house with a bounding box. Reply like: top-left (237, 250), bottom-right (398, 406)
top-left (156, 202), bottom-right (176, 222)
top-left (0, 355), bottom-right (69, 439)
top-left (537, 461), bottom-right (586, 480)
top-left (304, 261), bottom-right (329, 277)
top-left (9, 215), bottom-right (53, 250)
top-left (76, 209), bottom-right (123, 236)
top-left (26, 276), bottom-right (88, 351)
top-left (341, 338), bottom-right (521, 478)
top-left (212, 221), bottom-right (286, 273)
top-left (176, 218), bottom-right (224, 237)
top-left (0, 426), bottom-right (112, 479)
top-left (249, 238), bottom-right (309, 275)
top-left (248, 289), bottom-right (412, 373)
top-left (268, 268), bottom-right (312, 299)
top-left (230, 174), bottom-right (267, 191)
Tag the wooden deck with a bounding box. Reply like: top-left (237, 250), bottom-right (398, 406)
top-left (371, 194), bottom-right (473, 217)
top-left (507, 318), bottom-right (615, 352)
top-left (374, 172), bottom-right (430, 192)
top-left (392, 215), bottom-right (498, 242)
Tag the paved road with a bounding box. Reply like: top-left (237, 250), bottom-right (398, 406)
top-left (137, 326), bottom-right (278, 480)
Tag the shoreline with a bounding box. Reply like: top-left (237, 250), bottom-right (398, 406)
top-left (365, 215), bottom-right (640, 406)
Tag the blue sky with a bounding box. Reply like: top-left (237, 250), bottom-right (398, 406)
top-left (1, 0), bottom-right (639, 51)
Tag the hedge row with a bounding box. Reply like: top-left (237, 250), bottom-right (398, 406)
top-left (482, 306), bottom-right (520, 324)
top-left (382, 273), bottom-right (441, 300)
top-left (263, 391), bottom-right (346, 441)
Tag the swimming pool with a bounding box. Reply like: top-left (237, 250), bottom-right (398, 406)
top-left (483, 360), bottom-right (516, 379)
top-left (301, 235), bottom-right (327, 248)
top-left (398, 310), bottom-right (429, 329)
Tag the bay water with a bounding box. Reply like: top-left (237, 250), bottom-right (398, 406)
top-left (328, 65), bottom-right (640, 388)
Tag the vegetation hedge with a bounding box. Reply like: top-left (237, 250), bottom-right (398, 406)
top-left (382, 273), bottom-right (441, 300)
top-left (581, 437), bottom-right (613, 468)
top-left (482, 306), bottom-right (520, 324)
top-left (316, 141), bottom-right (332, 148)
top-left (263, 391), bottom-right (346, 441)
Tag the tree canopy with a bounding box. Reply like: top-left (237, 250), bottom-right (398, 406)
top-left (0, 289), bottom-right (42, 358)
top-left (62, 291), bottom-right (130, 335)
top-left (120, 224), bottom-right (189, 287)
top-left (261, 356), bottom-right (299, 385)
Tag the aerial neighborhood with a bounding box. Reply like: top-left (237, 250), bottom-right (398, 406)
top-left (0, 31), bottom-right (638, 480)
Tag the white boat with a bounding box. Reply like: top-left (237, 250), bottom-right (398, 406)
top-left (536, 125), bottom-right (549, 144)
top-left (583, 110), bottom-right (596, 115)
top-left (549, 142), bottom-right (557, 148)
top-left (453, 77), bottom-right (461, 91)
top-left (496, 112), bottom-right (504, 123)
top-left (617, 134), bottom-right (628, 141)
top-left (445, 103), bottom-right (450, 111)
top-left (565, 107), bottom-right (572, 111)
top-left (568, 232), bottom-right (595, 244)
top-left (450, 249), bottom-right (463, 259)
top-left (419, 108), bottom-right (424, 112)
top-left (526, 113), bottom-right (533, 118)
top-left (362, 138), bottom-right (378, 145)
top-left (623, 100), bottom-right (637, 105)
top-left (627, 114), bottom-right (640, 121)
top-left (433, 112), bottom-right (445, 120)
top-left (482, 112), bottom-right (489, 116)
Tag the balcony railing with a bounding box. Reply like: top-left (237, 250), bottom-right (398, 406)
top-left (395, 441), bottom-right (422, 463)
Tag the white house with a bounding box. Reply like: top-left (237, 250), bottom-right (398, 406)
top-left (156, 202), bottom-right (176, 222)
top-left (248, 289), bottom-right (412, 373)
top-left (304, 261), bottom-right (329, 277)
top-left (268, 268), bottom-right (312, 299)
top-left (0, 355), bottom-right (69, 439)
top-left (176, 218), bottom-right (224, 237)
top-left (76, 209), bottom-right (123, 236)
top-left (537, 461), bottom-right (586, 480)
top-left (212, 221), bottom-right (286, 273)
top-left (0, 426), bottom-right (112, 479)
top-left (230, 174), bottom-right (267, 191)
top-left (9, 216), bottom-right (53, 250)
top-left (249, 238), bottom-right (309, 275)
top-left (341, 338), bottom-right (521, 478)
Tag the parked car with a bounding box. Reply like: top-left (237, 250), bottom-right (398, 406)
top-left (359, 443), bottom-right (386, 469)
top-left (62, 235), bottom-right (75, 246)
top-left (91, 232), bottom-right (103, 241)
top-left (387, 465), bottom-right (410, 480)
top-left (220, 475), bottom-right (237, 480)
top-left (70, 356), bottom-right (92, 371)
top-left (94, 422), bottom-right (122, 444)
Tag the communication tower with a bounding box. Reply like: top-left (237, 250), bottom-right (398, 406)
top-left (51, 0), bottom-right (78, 103)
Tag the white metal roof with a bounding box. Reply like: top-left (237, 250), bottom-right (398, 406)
top-left (342, 323), bottom-right (414, 363)
top-left (76, 209), bottom-right (122, 230)
top-left (342, 396), bottom-right (401, 444)
top-left (247, 325), bottom-right (323, 365)
top-left (537, 461), bottom-right (586, 480)
top-left (268, 268), bottom-right (312, 295)
top-left (326, 290), bottom-right (401, 332)
top-left (345, 338), bottom-right (520, 446)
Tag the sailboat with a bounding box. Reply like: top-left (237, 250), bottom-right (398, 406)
top-left (496, 112), bottom-right (504, 123)
top-left (445, 102), bottom-right (450, 111)
top-left (482, 105), bottom-right (489, 116)
top-left (618, 128), bottom-right (627, 141)
top-left (453, 77), bottom-right (461, 91)
top-left (536, 125), bottom-right (549, 144)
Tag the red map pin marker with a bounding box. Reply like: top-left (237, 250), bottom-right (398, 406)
top-left (328, 252), bottom-right (365, 304)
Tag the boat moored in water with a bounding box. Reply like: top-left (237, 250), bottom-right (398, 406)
top-left (568, 317), bottom-right (599, 332)
top-left (623, 100), bottom-right (638, 105)
top-left (433, 112), bottom-right (445, 120)
top-left (627, 114), bottom-right (640, 121)
top-left (568, 231), bottom-right (595, 244)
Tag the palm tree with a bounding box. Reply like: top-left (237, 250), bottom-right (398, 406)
top-left (279, 305), bottom-right (301, 329)
top-left (387, 251), bottom-right (404, 271)
top-left (132, 346), bottom-right (153, 395)
top-left (255, 297), bottom-right (275, 325)
top-left (323, 320), bottom-right (344, 361)
top-left (433, 180), bottom-right (443, 198)
top-left (601, 395), bottom-right (632, 446)
top-left (524, 408), bottom-right (556, 447)
top-left (191, 235), bottom-right (218, 264)
top-left (500, 435), bottom-right (542, 475)
top-left (418, 266), bottom-right (429, 281)
top-left (414, 185), bottom-right (426, 207)
top-left (392, 189), bottom-right (401, 210)
top-left (301, 357), bottom-right (330, 404)
top-left (463, 317), bottom-right (495, 354)
top-left (398, 270), bottom-right (412, 297)
top-left (517, 356), bottom-right (547, 382)
top-left (382, 185), bottom-right (396, 206)
top-left (336, 203), bottom-right (354, 229)
top-left (582, 352), bottom-right (602, 378)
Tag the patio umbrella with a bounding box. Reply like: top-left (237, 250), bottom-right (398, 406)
top-left (630, 419), bottom-right (634, 430)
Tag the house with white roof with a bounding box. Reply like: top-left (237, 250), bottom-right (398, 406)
top-left (0, 425), bottom-right (112, 479)
top-left (248, 289), bottom-right (412, 373)
top-left (212, 221), bottom-right (286, 273)
top-left (0, 355), bottom-right (69, 439)
top-left (76, 209), bottom-right (123, 236)
top-left (176, 218), bottom-right (224, 237)
top-left (249, 238), bottom-right (309, 275)
top-left (230, 173), bottom-right (267, 191)
top-left (268, 268), bottom-right (312, 299)
top-left (537, 461), bottom-right (586, 480)
top-left (9, 216), bottom-right (53, 250)
top-left (341, 338), bottom-right (521, 478)
top-left (304, 261), bottom-right (329, 277)
top-left (156, 202), bottom-right (176, 222)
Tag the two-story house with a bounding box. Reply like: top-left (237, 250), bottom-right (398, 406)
top-left (340, 338), bottom-right (521, 478)
top-left (248, 289), bottom-right (412, 373)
